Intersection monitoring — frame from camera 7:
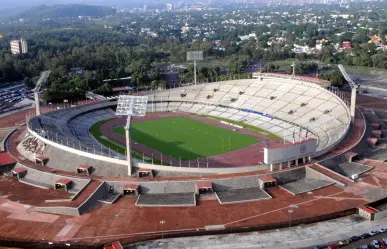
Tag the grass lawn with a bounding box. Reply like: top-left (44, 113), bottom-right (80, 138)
top-left (113, 116), bottom-right (259, 160)
top-left (90, 119), bottom-right (170, 165)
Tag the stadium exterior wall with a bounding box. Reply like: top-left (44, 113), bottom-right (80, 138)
top-left (311, 87), bottom-right (351, 157)
top-left (34, 206), bottom-right (80, 216)
top-left (34, 181), bottom-right (110, 216)
top-left (264, 139), bottom-right (317, 164)
top-left (316, 107), bottom-right (366, 164)
top-left (305, 166), bottom-right (346, 187)
top-left (78, 181), bottom-right (110, 215)
top-left (1, 127), bottom-right (16, 151)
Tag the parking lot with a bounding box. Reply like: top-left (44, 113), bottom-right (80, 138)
top-left (0, 83), bottom-right (34, 115)
top-left (340, 233), bottom-right (387, 249)
top-left (311, 229), bottom-right (387, 249)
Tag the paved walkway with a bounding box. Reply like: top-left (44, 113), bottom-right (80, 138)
top-left (130, 215), bottom-right (387, 249)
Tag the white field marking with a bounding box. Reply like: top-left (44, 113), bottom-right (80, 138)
top-left (190, 127), bottom-right (224, 139)
top-left (223, 190), bottom-right (345, 226)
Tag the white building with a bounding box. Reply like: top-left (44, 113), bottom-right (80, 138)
top-left (238, 33), bottom-right (257, 41)
top-left (292, 44), bottom-right (313, 54)
top-left (10, 39), bottom-right (28, 55)
top-left (166, 3), bottom-right (173, 11)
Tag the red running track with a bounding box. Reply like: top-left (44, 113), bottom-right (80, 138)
top-left (99, 112), bottom-right (282, 168)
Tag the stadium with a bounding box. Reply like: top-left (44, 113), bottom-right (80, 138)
top-left (1, 72), bottom-right (387, 248)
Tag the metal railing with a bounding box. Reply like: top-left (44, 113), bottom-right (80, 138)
top-left (338, 64), bottom-right (358, 89)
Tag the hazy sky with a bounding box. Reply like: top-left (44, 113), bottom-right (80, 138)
top-left (0, 0), bottom-right (102, 16)
top-left (0, 0), bottom-right (152, 10)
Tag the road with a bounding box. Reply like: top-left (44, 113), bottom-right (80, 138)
top-left (126, 215), bottom-right (387, 249)
top-left (340, 233), bottom-right (387, 249)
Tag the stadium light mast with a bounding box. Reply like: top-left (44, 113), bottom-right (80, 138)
top-left (160, 220), bottom-right (165, 239)
top-left (33, 71), bottom-right (51, 116)
top-left (116, 95), bottom-right (148, 176)
top-left (338, 64), bottom-right (358, 122)
top-left (291, 62), bottom-right (296, 76)
top-left (187, 51), bottom-right (203, 85)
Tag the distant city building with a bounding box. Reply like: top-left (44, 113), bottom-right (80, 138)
top-left (141, 28), bottom-right (151, 33)
top-left (10, 39), bottom-right (28, 55)
top-left (341, 41), bottom-right (351, 50)
top-left (315, 38), bottom-right (329, 51)
top-left (238, 33), bottom-right (257, 41)
top-left (292, 44), bottom-right (314, 54)
top-left (143, 4), bottom-right (147, 12)
top-left (368, 35), bottom-right (382, 45)
top-left (181, 25), bottom-right (190, 33)
top-left (166, 3), bottom-right (173, 11)
top-left (214, 40), bottom-right (222, 46)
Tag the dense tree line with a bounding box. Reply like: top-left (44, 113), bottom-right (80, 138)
top-left (318, 69), bottom-right (346, 86)
top-left (3, 2), bottom-right (387, 101)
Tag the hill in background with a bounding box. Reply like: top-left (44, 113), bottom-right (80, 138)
top-left (12, 4), bottom-right (116, 20)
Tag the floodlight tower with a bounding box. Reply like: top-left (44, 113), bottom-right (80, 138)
top-left (116, 95), bottom-right (148, 176)
top-left (291, 62), bottom-right (296, 76)
top-left (338, 64), bottom-right (358, 122)
top-left (187, 51), bottom-right (203, 85)
top-left (124, 116), bottom-right (132, 174)
top-left (33, 71), bottom-right (51, 116)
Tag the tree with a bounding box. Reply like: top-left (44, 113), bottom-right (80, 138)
top-left (229, 55), bottom-right (250, 74)
top-left (150, 80), bottom-right (158, 89)
top-left (24, 77), bottom-right (35, 88)
top-left (329, 70), bottom-right (345, 86)
top-left (116, 68), bottom-right (126, 78)
top-left (94, 83), bottom-right (112, 95)
top-left (371, 53), bottom-right (387, 68)
top-left (264, 63), bottom-right (279, 72)
top-left (318, 69), bottom-right (345, 86)
top-left (158, 80), bottom-right (167, 89)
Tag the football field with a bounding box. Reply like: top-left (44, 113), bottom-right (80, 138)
top-left (113, 116), bottom-right (259, 160)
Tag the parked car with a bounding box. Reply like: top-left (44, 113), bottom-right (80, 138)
top-left (373, 240), bottom-right (381, 248)
top-left (314, 245), bottom-right (327, 249)
top-left (383, 238), bottom-right (387, 245)
top-left (360, 245), bottom-right (369, 249)
top-left (339, 240), bottom-right (350, 246)
top-left (327, 244), bottom-right (339, 249)
top-left (380, 240), bottom-right (386, 248)
top-left (350, 236), bottom-right (361, 242)
top-left (370, 231), bottom-right (380, 236)
top-left (361, 233), bottom-right (372, 239)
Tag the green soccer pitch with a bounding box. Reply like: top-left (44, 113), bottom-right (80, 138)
top-left (113, 116), bottom-right (260, 160)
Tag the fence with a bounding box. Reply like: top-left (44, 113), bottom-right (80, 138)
top-left (30, 125), bottom-right (125, 159)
